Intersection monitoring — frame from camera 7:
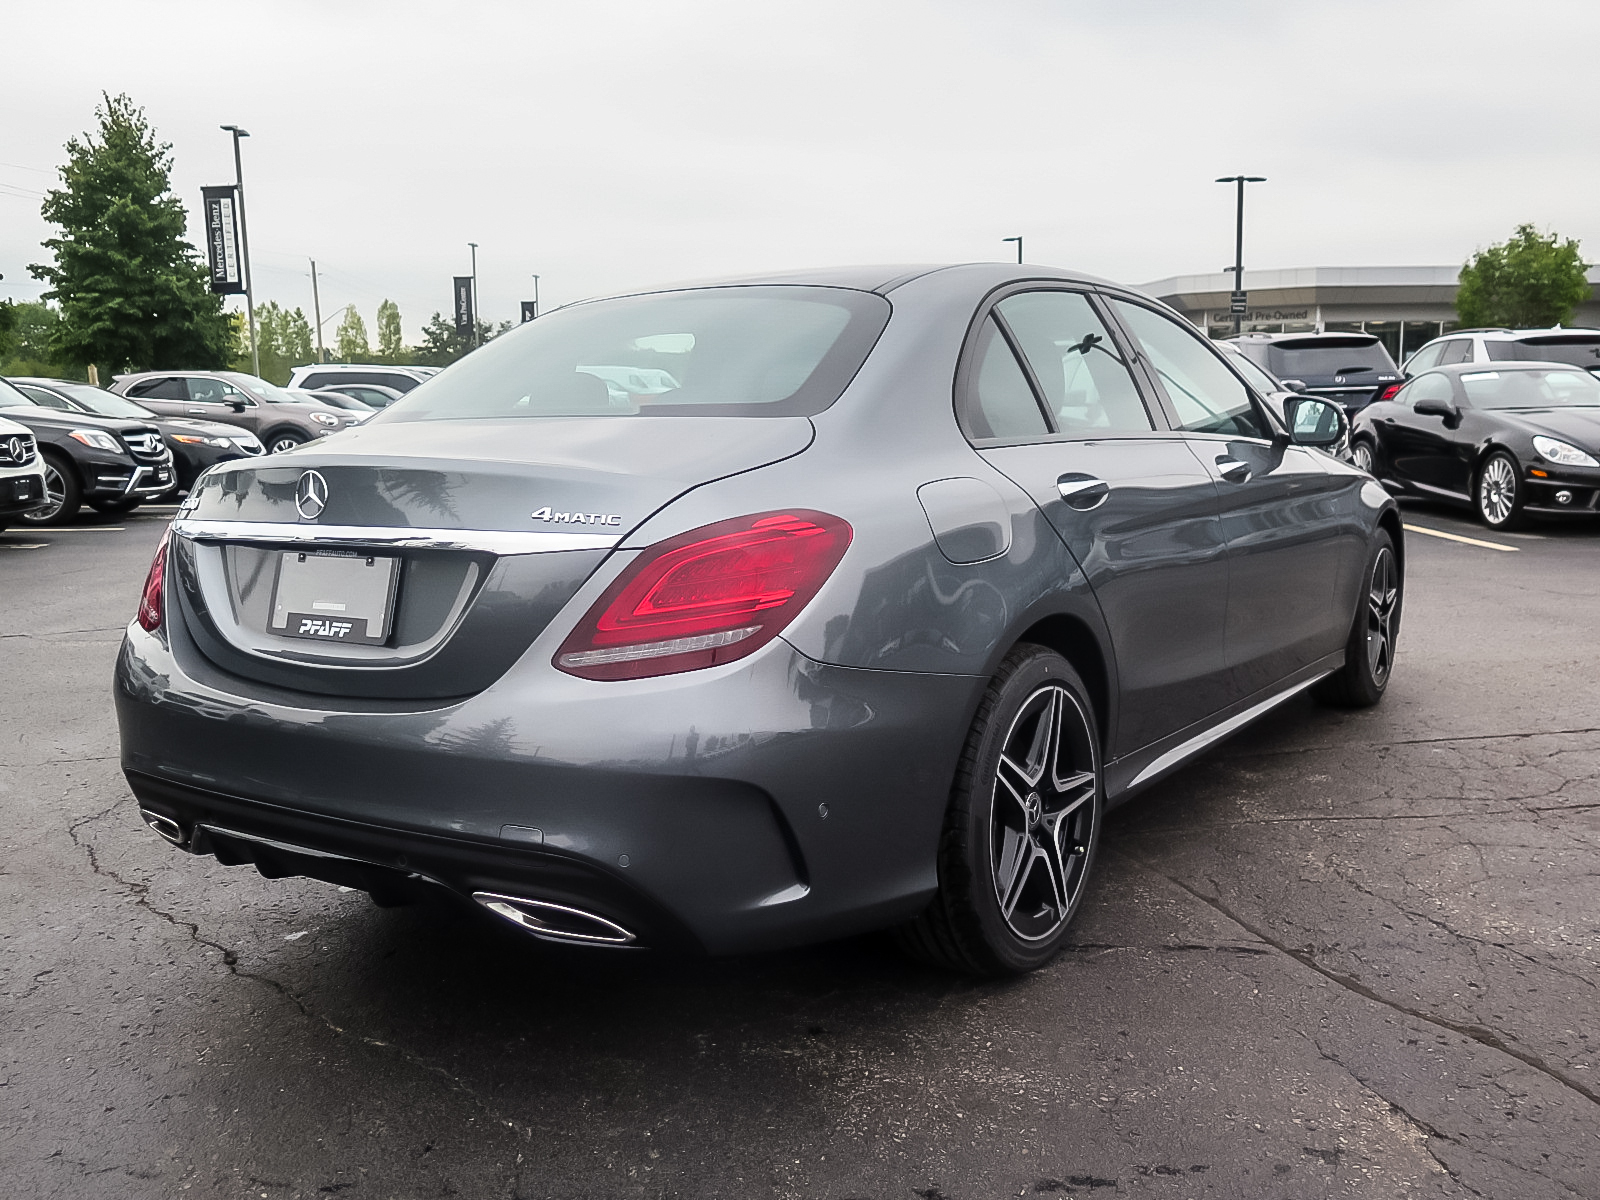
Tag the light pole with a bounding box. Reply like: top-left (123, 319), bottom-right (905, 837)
top-left (1215, 175), bottom-right (1266, 336)
top-left (220, 125), bottom-right (258, 376)
top-left (468, 242), bottom-right (479, 347)
top-left (1002, 236), bottom-right (1023, 264)
top-left (309, 258), bottom-right (325, 363)
top-left (531, 273), bottom-right (540, 319)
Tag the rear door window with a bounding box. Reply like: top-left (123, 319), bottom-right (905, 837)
top-left (1109, 301), bottom-right (1269, 439)
top-left (959, 316), bottom-right (1051, 440)
top-left (993, 292), bottom-right (1153, 434)
top-left (128, 376), bottom-right (187, 400)
top-left (1437, 339), bottom-right (1474, 365)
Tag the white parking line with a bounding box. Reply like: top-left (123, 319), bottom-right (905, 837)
top-left (0, 542), bottom-right (49, 551)
top-left (1403, 523), bottom-right (1519, 552)
top-left (28, 526), bottom-right (126, 533)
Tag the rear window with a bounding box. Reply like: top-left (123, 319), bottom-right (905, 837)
top-left (377, 286), bottom-right (890, 421)
top-left (1484, 337), bottom-right (1600, 369)
top-left (1460, 368), bottom-right (1600, 408)
top-left (1265, 338), bottom-right (1397, 378)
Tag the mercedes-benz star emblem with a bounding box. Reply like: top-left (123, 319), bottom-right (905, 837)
top-left (295, 470), bottom-right (329, 520)
top-left (5, 436), bottom-right (24, 462)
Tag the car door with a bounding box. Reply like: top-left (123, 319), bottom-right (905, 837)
top-left (1373, 372), bottom-right (1466, 495)
top-left (183, 377), bottom-right (261, 435)
top-left (963, 289), bottom-right (1231, 757)
top-left (1105, 298), bottom-right (1351, 700)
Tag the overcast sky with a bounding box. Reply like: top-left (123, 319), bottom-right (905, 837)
top-left (5, 0), bottom-right (1599, 342)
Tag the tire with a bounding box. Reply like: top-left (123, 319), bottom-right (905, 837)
top-left (19, 452), bottom-right (82, 526)
top-left (898, 645), bottom-right (1103, 976)
top-left (1475, 450), bottom-right (1525, 530)
top-left (1351, 438), bottom-right (1376, 476)
top-left (265, 430), bottom-right (307, 455)
top-left (88, 498), bottom-right (141, 515)
top-left (1315, 529), bottom-right (1401, 708)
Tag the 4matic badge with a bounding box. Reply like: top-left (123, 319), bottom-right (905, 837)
top-left (531, 507), bottom-right (623, 526)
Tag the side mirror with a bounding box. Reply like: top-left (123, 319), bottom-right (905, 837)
top-left (1284, 396), bottom-right (1347, 448)
top-left (228, 400), bottom-right (247, 413)
top-left (1413, 397), bottom-right (1458, 421)
top-left (1280, 378), bottom-right (1308, 393)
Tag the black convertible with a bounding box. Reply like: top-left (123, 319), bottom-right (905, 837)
top-left (1351, 362), bottom-right (1600, 529)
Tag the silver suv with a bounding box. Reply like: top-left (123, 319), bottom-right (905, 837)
top-left (111, 371), bottom-right (360, 454)
top-left (0, 413), bottom-right (48, 530)
top-left (1403, 328), bottom-right (1600, 376)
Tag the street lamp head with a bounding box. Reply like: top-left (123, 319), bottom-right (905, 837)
top-left (1215, 175), bottom-right (1265, 183)
top-left (220, 125), bottom-right (251, 137)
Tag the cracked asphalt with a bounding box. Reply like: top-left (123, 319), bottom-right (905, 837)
top-left (2, 501), bottom-right (1598, 1199)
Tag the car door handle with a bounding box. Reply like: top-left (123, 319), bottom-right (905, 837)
top-left (186, 408), bottom-right (207, 414)
top-left (1057, 474), bottom-right (1110, 510)
top-left (1215, 457), bottom-right (1252, 483)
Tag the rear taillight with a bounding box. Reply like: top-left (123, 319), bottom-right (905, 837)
top-left (136, 529), bottom-right (170, 632)
top-left (1376, 383), bottom-right (1403, 403)
top-left (555, 510), bottom-right (852, 681)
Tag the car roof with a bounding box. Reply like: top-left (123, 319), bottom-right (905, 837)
top-left (594, 262), bottom-right (1122, 298)
top-left (1422, 361), bottom-right (1591, 374)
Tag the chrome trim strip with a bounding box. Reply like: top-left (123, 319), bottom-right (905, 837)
top-left (197, 822), bottom-right (373, 863)
top-left (172, 518), bottom-right (620, 556)
top-left (1127, 672), bottom-right (1332, 788)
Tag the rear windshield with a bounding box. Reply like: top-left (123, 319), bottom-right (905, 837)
top-left (1460, 368), bottom-right (1600, 408)
top-left (1484, 338), bottom-right (1600, 369)
top-left (1265, 339), bottom-right (1397, 377)
top-left (376, 286), bottom-right (890, 421)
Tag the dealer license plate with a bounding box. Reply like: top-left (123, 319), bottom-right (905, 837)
top-left (269, 550), bottom-right (399, 645)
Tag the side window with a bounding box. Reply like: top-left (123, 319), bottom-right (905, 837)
top-left (302, 373), bottom-right (337, 390)
top-left (1437, 339), bottom-right (1473, 365)
top-left (1406, 373), bottom-right (1455, 407)
top-left (1110, 301), bottom-right (1269, 439)
top-left (185, 377), bottom-right (226, 403)
top-left (994, 292), bottom-right (1153, 434)
top-left (385, 376), bottom-right (418, 393)
top-left (1404, 342), bottom-right (1445, 372)
top-left (128, 376), bottom-right (187, 400)
top-left (960, 316), bottom-right (1050, 441)
top-left (16, 385), bottom-right (72, 410)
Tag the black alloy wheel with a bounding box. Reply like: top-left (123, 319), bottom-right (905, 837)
top-left (266, 431), bottom-right (306, 455)
top-left (899, 645), bottom-right (1102, 975)
top-left (1476, 450), bottom-right (1525, 530)
top-left (1316, 529), bottom-right (1401, 708)
top-left (19, 453), bottom-right (82, 526)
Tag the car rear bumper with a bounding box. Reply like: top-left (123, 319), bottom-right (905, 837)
top-left (114, 621), bottom-right (980, 955)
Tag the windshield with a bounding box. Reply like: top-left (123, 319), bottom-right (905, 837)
top-left (1265, 340), bottom-right (1397, 377)
top-left (53, 383), bottom-right (155, 419)
top-left (1484, 338), bottom-right (1600, 369)
top-left (0, 377), bottom-right (37, 406)
top-left (1460, 369), bottom-right (1600, 408)
top-left (376, 286), bottom-right (890, 422)
top-left (219, 371), bottom-right (301, 403)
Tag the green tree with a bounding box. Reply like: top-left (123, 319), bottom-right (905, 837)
top-left (413, 311), bottom-right (509, 367)
top-left (281, 307), bottom-right (314, 368)
top-left (375, 299), bottom-right (407, 363)
top-left (334, 305), bottom-right (370, 361)
top-left (29, 92), bottom-right (232, 375)
top-left (1457, 224), bottom-right (1592, 329)
top-left (0, 301), bottom-right (79, 378)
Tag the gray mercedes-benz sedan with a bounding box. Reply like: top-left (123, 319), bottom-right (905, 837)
top-left (115, 264), bottom-right (1402, 975)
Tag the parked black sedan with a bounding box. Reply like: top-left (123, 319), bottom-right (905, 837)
top-left (0, 378), bottom-right (176, 524)
top-left (1351, 362), bottom-right (1600, 529)
top-left (10, 377), bottom-right (264, 492)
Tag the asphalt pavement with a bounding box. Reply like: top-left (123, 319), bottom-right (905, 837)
top-left (2, 500), bottom-right (1598, 1199)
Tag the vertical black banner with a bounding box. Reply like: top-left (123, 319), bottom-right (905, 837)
top-left (520, 300), bottom-right (537, 323)
top-left (453, 276), bottom-right (475, 337)
top-left (201, 185), bottom-right (244, 294)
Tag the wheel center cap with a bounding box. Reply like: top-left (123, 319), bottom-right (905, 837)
top-left (1024, 791), bottom-right (1042, 827)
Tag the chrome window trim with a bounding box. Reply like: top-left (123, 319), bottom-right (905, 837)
top-left (171, 518), bottom-right (621, 556)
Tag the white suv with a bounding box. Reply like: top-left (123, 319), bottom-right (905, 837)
top-left (0, 412), bottom-right (49, 530)
top-left (286, 363), bottom-right (439, 395)
top-left (1404, 328), bottom-right (1600, 375)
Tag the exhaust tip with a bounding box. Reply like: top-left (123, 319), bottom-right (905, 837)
top-left (472, 892), bottom-right (637, 946)
top-left (140, 808), bottom-right (187, 847)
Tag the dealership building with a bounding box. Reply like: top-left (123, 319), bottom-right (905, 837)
top-left (1140, 265), bottom-right (1600, 364)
